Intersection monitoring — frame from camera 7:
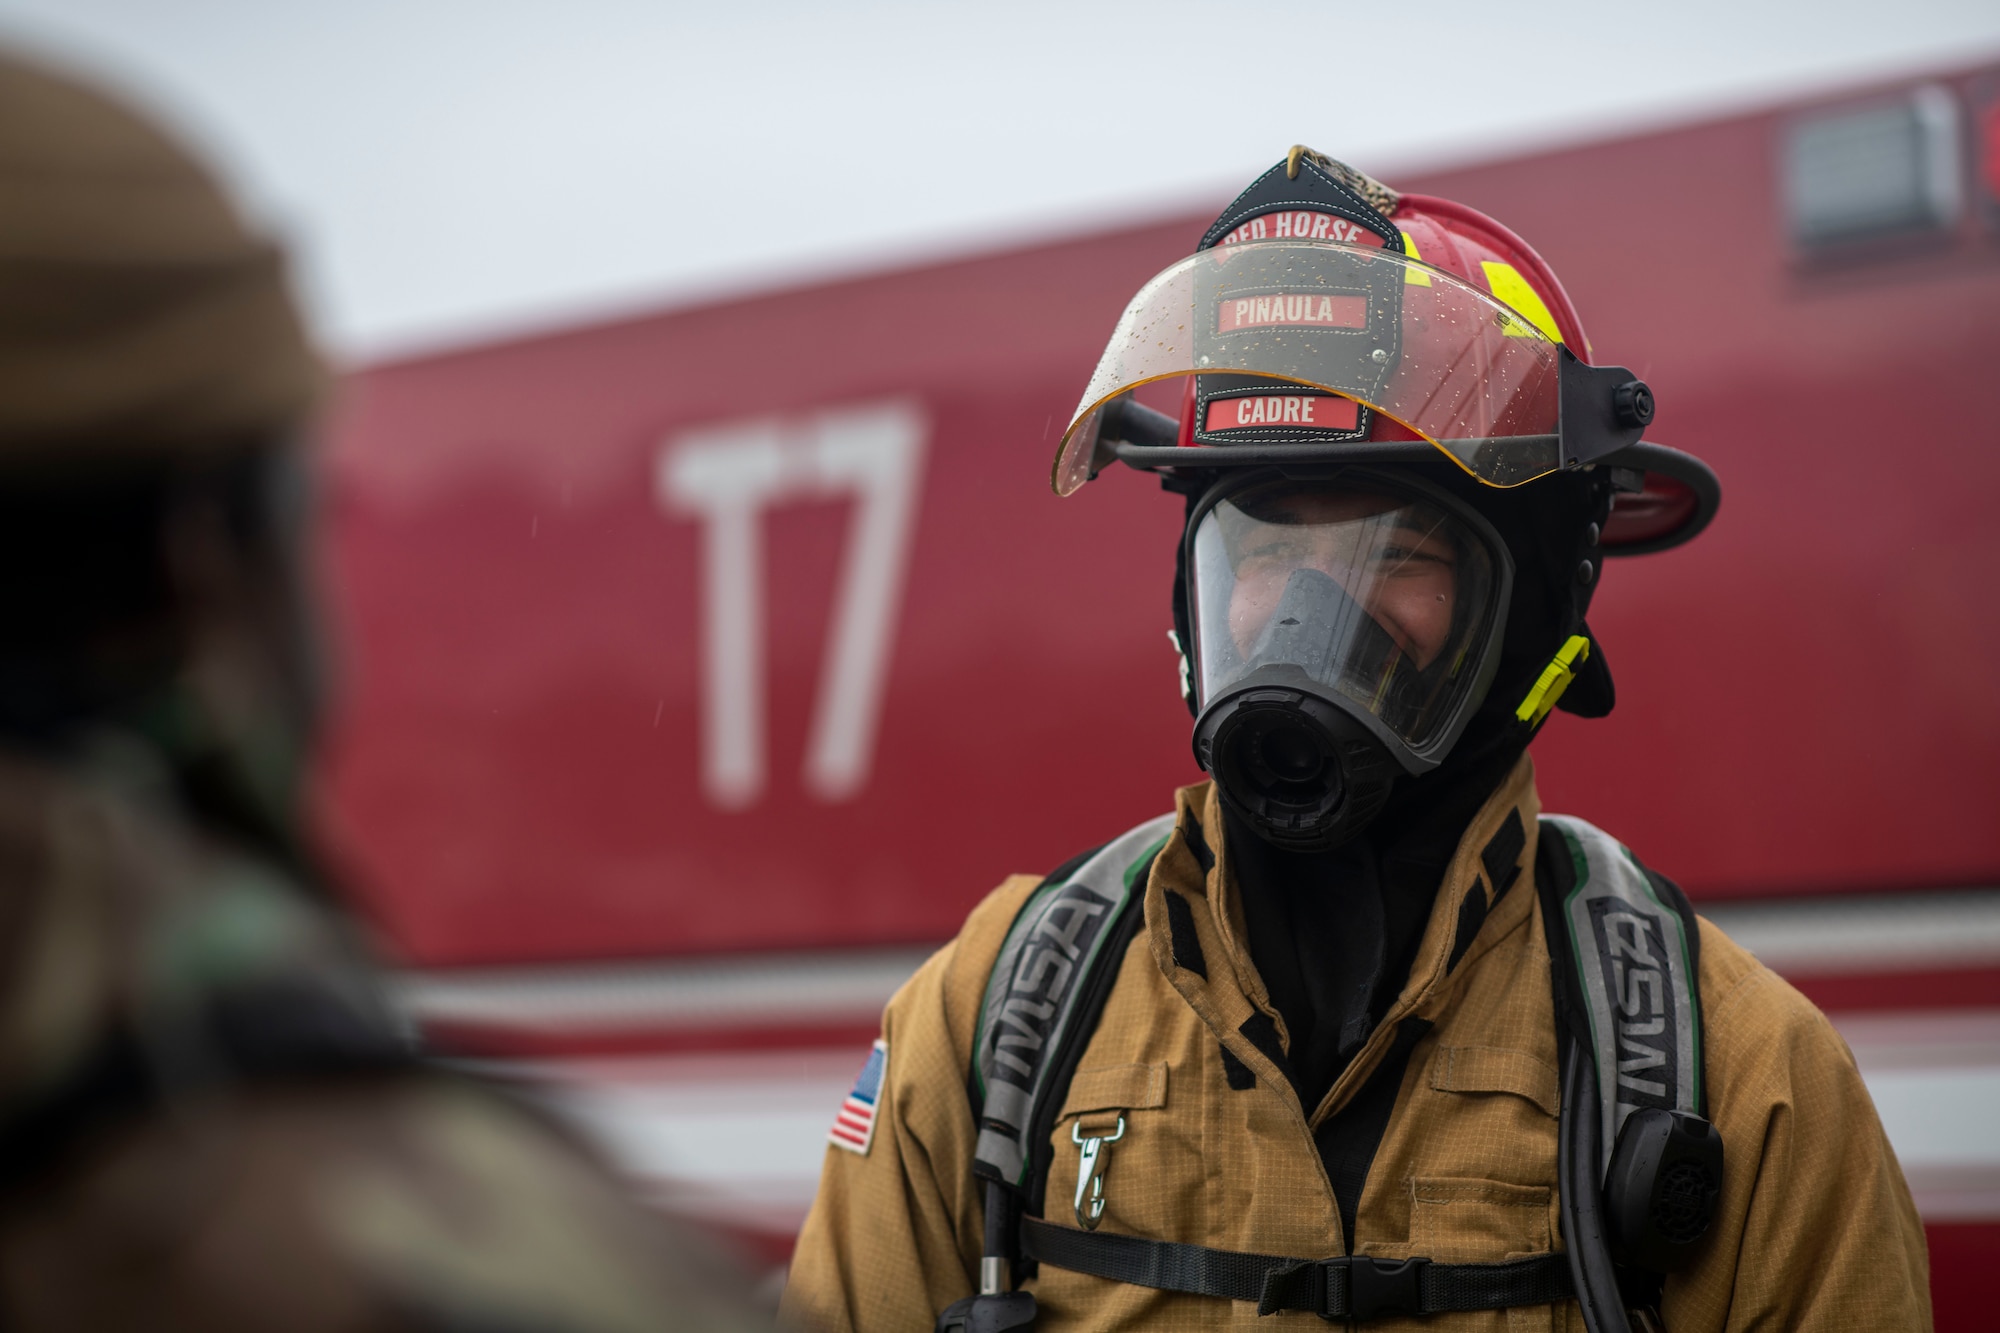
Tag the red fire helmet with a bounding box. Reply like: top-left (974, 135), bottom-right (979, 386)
top-left (1054, 149), bottom-right (1718, 555)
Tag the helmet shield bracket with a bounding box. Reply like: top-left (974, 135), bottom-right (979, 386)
top-left (1557, 348), bottom-right (1654, 468)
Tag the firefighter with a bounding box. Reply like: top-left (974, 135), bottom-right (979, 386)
top-left (0, 48), bottom-right (761, 1330)
top-left (782, 150), bottom-right (1931, 1330)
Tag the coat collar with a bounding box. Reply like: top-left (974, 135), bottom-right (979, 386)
top-left (1143, 754), bottom-right (1542, 1123)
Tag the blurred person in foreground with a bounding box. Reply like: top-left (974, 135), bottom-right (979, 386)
top-left (0, 48), bottom-right (761, 1331)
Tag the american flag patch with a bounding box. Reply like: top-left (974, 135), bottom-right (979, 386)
top-left (828, 1039), bottom-right (886, 1155)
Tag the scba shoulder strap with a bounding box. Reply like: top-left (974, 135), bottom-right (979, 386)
top-left (969, 813), bottom-right (1177, 1198)
top-left (946, 814), bottom-right (1718, 1333)
top-left (1536, 817), bottom-right (1722, 1331)
top-left (1540, 816), bottom-right (1705, 1171)
top-left (943, 817), bottom-right (1173, 1333)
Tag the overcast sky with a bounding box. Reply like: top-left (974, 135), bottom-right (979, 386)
top-left (4, 1), bottom-right (1997, 362)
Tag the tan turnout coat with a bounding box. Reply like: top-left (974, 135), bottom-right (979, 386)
top-left (784, 757), bottom-right (1931, 1331)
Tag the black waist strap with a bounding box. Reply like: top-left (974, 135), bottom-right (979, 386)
top-left (1020, 1216), bottom-right (1573, 1321)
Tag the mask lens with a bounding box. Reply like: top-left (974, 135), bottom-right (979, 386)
top-left (1189, 476), bottom-right (1503, 763)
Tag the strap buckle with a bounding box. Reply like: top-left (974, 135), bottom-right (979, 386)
top-left (1342, 1256), bottom-right (1428, 1322)
top-left (1260, 1254), bottom-right (1432, 1322)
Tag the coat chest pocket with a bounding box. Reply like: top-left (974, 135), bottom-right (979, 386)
top-left (1409, 1178), bottom-right (1561, 1333)
top-left (1414, 1046), bottom-right (1565, 1331)
top-left (1428, 1045), bottom-right (1558, 1116)
top-left (1059, 1062), bottom-right (1168, 1121)
top-left (1419, 1043), bottom-right (1561, 1181)
top-left (1049, 1062), bottom-right (1173, 1233)
top-left (1408, 1177), bottom-right (1552, 1261)
top-left (1424, 1040), bottom-right (1560, 1160)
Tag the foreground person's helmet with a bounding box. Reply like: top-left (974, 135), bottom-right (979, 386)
top-left (0, 50), bottom-right (320, 461)
top-left (1054, 148), bottom-right (1720, 850)
top-left (0, 50), bottom-right (324, 844)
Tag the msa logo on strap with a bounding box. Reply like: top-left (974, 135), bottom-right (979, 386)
top-left (1587, 899), bottom-right (1680, 1108)
top-left (1548, 816), bottom-right (1702, 1163)
top-left (829, 1038), bottom-right (886, 1155)
top-left (971, 814), bottom-right (1176, 1187)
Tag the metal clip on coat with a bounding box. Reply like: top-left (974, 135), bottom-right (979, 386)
top-left (1072, 1116), bottom-right (1124, 1230)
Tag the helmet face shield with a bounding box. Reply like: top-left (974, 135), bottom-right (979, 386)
top-left (1188, 471), bottom-right (1511, 771)
top-left (1053, 240), bottom-right (1570, 495)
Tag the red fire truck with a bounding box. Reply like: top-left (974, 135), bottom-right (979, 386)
top-left (317, 61), bottom-right (2000, 1325)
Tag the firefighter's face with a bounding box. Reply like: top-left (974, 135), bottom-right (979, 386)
top-left (1225, 488), bottom-right (1459, 670)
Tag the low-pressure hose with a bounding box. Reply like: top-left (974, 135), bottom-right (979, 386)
top-left (933, 1184), bottom-right (1039, 1332)
top-left (981, 1181), bottom-right (1011, 1295)
top-left (1560, 1036), bottom-right (1634, 1333)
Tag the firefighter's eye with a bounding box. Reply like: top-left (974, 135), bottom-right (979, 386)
top-left (1373, 530), bottom-right (1454, 570)
top-left (1240, 536), bottom-right (1305, 566)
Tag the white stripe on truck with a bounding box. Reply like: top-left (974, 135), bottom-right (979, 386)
top-left (393, 890), bottom-right (2000, 1035)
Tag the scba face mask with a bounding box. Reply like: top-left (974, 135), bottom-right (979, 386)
top-left (1186, 469), bottom-right (1513, 850)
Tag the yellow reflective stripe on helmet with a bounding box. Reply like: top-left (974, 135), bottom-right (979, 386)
top-left (1402, 233), bottom-right (1432, 286)
top-left (1516, 634), bottom-right (1592, 725)
top-left (1481, 261), bottom-right (1563, 343)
